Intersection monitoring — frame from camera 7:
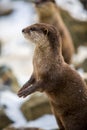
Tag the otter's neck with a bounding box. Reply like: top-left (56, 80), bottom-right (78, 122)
top-left (35, 40), bottom-right (64, 65)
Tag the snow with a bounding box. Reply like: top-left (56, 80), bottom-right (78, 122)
top-left (72, 46), bottom-right (87, 64)
top-left (0, 90), bottom-right (58, 129)
top-left (56, 0), bottom-right (87, 21)
top-left (0, 90), bottom-right (28, 127)
top-left (26, 115), bottom-right (58, 129)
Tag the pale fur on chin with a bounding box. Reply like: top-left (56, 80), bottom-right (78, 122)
top-left (23, 33), bottom-right (29, 39)
top-left (23, 31), bottom-right (48, 45)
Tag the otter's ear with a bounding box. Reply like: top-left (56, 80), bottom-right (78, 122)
top-left (43, 28), bottom-right (48, 35)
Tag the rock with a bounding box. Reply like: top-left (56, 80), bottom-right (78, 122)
top-left (21, 93), bottom-right (52, 121)
top-left (0, 3), bottom-right (13, 16)
top-left (59, 8), bottom-right (87, 50)
top-left (3, 126), bottom-right (43, 130)
top-left (0, 65), bottom-right (20, 93)
top-left (80, 0), bottom-right (87, 10)
top-left (0, 109), bottom-right (13, 129)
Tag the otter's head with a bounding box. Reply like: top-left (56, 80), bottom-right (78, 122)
top-left (22, 23), bottom-right (48, 44)
top-left (34, 0), bottom-right (56, 18)
top-left (22, 23), bottom-right (61, 49)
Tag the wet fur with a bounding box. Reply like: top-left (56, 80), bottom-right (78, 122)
top-left (18, 23), bottom-right (87, 130)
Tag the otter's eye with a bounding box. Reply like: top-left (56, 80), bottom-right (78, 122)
top-left (30, 27), bottom-right (36, 31)
top-left (43, 28), bottom-right (48, 35)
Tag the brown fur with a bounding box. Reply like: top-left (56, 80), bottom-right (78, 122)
top-left (34, 0), bottom-right (74, 64)
top-left (18, 23), bottom-right (87, 130)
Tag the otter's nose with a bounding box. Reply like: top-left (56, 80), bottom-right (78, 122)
top-left (22, 29), bottom-right (26, 33)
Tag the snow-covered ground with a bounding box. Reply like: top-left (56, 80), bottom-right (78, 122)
top-left (0, 0), bottom-right (87, 129)
top-left (0, 90), bottom-right (58, 129)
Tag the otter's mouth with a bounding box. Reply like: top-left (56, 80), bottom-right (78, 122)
top-left (22, 28), bottom-right (32, 40)
top-left (23, 33), bottom-right (30, 40)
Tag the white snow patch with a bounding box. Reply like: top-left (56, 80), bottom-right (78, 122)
top-left (0, 90), bottom-right (29, 127)
top-left (56, 0), bottom-right (87, 21)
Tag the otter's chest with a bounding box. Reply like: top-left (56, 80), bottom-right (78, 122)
top-left (33, 51), bottom-right (49, 79)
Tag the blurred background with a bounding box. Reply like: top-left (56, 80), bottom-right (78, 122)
top-left (0, 0), bottom-right (87, 130)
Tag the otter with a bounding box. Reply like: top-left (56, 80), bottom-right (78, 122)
top-left (33, 0), bottom-right (74, 64)
top-left (18, 23), bottom-right (87, 130)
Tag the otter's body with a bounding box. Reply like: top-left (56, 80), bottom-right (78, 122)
top-left (18, 23), bottom-right (87, 130)
top-left (34, 0), bottom-right (74, 64)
